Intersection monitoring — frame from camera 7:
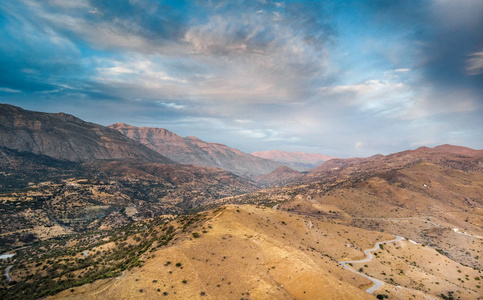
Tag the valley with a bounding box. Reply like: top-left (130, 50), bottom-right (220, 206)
top-left (0, 105), bottom-right (482, 299)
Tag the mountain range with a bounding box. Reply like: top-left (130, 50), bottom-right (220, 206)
top-left (109, 123), bottom-right (282, 178)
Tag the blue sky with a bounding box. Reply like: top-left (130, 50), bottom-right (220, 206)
top-left (0, 0), bottom-right (482, 157)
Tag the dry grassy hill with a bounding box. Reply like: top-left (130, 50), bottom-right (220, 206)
top-left (47, 203), bottom-right (482, 300)
top-left (50, 205), bottom-right (388, 299)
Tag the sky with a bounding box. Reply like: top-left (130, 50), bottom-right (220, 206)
top-left (0, 0), bottom-right (482, 157)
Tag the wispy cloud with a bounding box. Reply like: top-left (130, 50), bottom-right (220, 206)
top-left (0, 87), bottom-right (22, 93)
top-left (466, 51), bottom-right (483, 75)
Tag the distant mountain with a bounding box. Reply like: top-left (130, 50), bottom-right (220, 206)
top-left (251, 150), bottom-right (337, 171)
top-left (0, 104), bottom-right (173, 164)
top-left (255, 165), bottom-right (304, 186)
top-left (309, 156), bottom-right (379, 173)
top-left (306, 145), bottom-right (483, 183)
top-left (109, 123), bottom-right (281, 178)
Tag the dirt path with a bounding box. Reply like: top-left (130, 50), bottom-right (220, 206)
top-left (339, 235), bottom-right (404, 294)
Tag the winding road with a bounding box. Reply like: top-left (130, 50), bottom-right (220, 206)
top-left (5, 265), bottom-right (13, 282)
top-left (1, 253), bottom-right (15, 283)
top-left (339, 235), bottom-right (404, 294)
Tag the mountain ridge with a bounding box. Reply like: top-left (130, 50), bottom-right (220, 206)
top-left (0, 104), bottom-right (174, 164)
top-left (109, 123), bottom-right (282, 178)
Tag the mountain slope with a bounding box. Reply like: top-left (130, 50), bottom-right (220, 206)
top-left (49, 205), bottom-right (378, 300)
top-left (0, 104), bottom-right (173, 164)
top-left (255, 165), bottom-right (304, 186)
top-left (308, 145), bottom-right (483, 181)
top-left (109, 123), bottom-right (281, 178)
top-left (251, 149), bottom-right (337, 171)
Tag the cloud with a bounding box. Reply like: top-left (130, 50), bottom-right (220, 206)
top-left (318, 79), bottom-right (412, 119)
top-left (10, 0), bottom-right (333, 104)
top-left (466, 51), bottom-right (483, 75)
top-left (0, 87), bottom-right (22, 93)
top-left (0, 0), bottom-right (482, 157)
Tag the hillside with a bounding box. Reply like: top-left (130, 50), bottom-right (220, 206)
top-left (255, 165), bottom-right (304, 186)
top-left (1, 202), bottom-right (477, 300)
top-left (109, 123), bottom-right (281, 178)
top-left (252, 150), bottom-right (337, 171)
top-left (0, 104), bottom-right (173, 164)
top-left (50, 205), bottom-right (385, 300)
top-left (232, 157), bottom-right (483, 270)
top-left (307, 145), bottom-right (483, 183)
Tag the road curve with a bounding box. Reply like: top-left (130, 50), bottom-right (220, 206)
top-left (339, 235), bottom-right (404, 294)
top-left (5, 265), bottom-right (13, 282)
